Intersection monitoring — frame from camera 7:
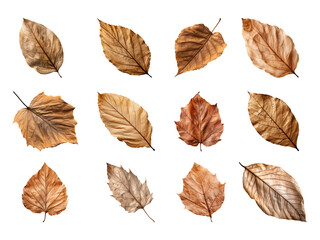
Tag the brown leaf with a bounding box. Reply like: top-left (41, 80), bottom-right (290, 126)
top-left (175, 19), bottom-right (227, 76)
top-left (13, 92), bottom-right (78, 150)
top-left (22, 163), bottom-right (68, 222)
top-left (178, 163), bottom-right (225, 221)
top-left (99, 19), bottom-right (151, 77)
top-left (240, 162), bottom-right (306, 221)
top-left (242, 18), bottom-right (299, 78)
top-left (248, 92), bottom-right (299, 150)
top-left (175, 92), bottom-right (223, 151)
top-left (19, 19), bottom-right (63, 77)
top-left (107, 163), bottom-right (154, 222)
top-left (98, 93), bottom-right (154, 150)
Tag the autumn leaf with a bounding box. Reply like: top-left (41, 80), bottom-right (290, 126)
top-left (240, 162), bottom-right (306, 221)
top-left (175, 19), bottom-right (226, 76)
top-left (242, 18), bottom-right (299, 78)
top-left (175, 92), bottom-right (223, 151)
top-left (22, 163), bottom-right (68, 222)
top-left (107, 163), bottom-right (154, 222)
top-left (98, 93), bottom-right (154, 150)
top-left (98, 19), bottom-right (151, 77)
top-left (19, 19), bottom-right (63, 77)
top-left (178, 163), bottom-right (225, 221)
top-left (248, 92), bottom-right (299, 150)
top-left (13, 92), bottom-right (78, 150)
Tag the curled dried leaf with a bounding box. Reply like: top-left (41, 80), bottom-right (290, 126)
top-left (22, 163), bottom-right (68, 222)
top-left (19, 19), bottom-right (63, 77)
top-left (240, 162), bottom-right (306, 221)
top-left (178, 163), bottom-right (225, 221)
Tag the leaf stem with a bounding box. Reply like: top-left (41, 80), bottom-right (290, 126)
top-left (13, 91), bottom-right (29, 109)
top-left (146, 72), bottom-right (152, 78)
top-left (239, 162), bottom-right (246, 168)
top-left (142, 208), bottom-right (155, 222)
top-left (211, 18), bottom-right (222, 33)
top-left (43, 212), bottom-right (47, 222)
top-left (210, 216), bottom-right (212, 222)
top-left (200, 143), bottom-right (202, 152)
top-left (57, 71), bottom-right (62, 78)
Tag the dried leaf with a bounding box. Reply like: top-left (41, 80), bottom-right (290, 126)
top-left (178, 163), bottom-right (225, 221)
top-left (175, 92), bottom-right (223, 151)
top-left (19, 19), bottom-right (63, 77)
top-left (240, 162), bottom-right (306, 221)
top-left (13, 92), bottom-right (77, 150)
top-left (107, 163), bottom-right (154, 222)
top-left (248, 92), bottom-right (299, 150)
top-left (242, 18), bottom-right (299, 78)
top-left (175, 19), bottom-right (226, 76)
top-left (99, 19), bottom-right (151, 77)
top-left (22, 163), bottom-right (68, 222)
top-left (98, 93), bottom-right (154, 150)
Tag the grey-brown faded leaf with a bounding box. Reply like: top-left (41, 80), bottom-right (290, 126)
top-left (19, 19), bottom-right (63, 77)
top-left (107, 163), bottom-right (154, 222)
top-left (241, 162), bottom-right (306, 221)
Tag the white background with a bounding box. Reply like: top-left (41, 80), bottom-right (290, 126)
top-left (0, 0), bottom-right (319, 239)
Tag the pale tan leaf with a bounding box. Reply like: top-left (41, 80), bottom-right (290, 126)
top-left (178, 163), bottom-right (225, 221)
top-left (240, 162), bottom-right (306, 221)
top-left (107, 163), bottom-right (154, 222)
top-left (19, 19), bottom-right (63, 77)
top-left (242, 18), bottom-right (299, 77)
top-left (175, 92), bottom-right (223, 151)
top-left (175, 19), bottom-right (227, 76)
top-left (248, 92), bottom-right (299, 150)
top-left (22, 163), bottom-right (68, 222)
top-left (98, 93), bottom-right (153, 150)
top-left (13, 92), bottom-right (78, 150)
top-left (99, 20), bottom-right (151, 77)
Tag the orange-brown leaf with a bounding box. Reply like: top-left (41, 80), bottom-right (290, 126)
top-left (178, 163), bottom-right (225, 221)
top-left (14, 92), bottom-right (78, 150)
top-left (22, 163), bottom-right (68, 222)
top-left (175, 19), bottom-right (226, 76)
top-left (175, 93), bottom-right (223, 150)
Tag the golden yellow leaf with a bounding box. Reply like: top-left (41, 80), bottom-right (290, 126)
top-left (175, 19), bottom-right (226, 76)
top-left (22, 163), bottom-right (68, 222)
top-left (178, 163), bottom-right (225, 221)
top-left (99, 19), bottom-right (151, 77)
top-left (19, 18), bottom-right (63, 77)
top-left (242, 18), bottom-right (299, 78)
top-left (248, 92), bottom-right (299, 150)
top-left (13, 92), bottom-right (78, 150)
top-left (240, 162), bottom-right (306, 221)
top-left (98, 93), bottom-right (153, 150)
top-left (107, 163), bottom-right (154, 222)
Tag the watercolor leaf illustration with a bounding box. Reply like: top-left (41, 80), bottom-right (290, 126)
top-left (19, 18), bottom-right (63, 77)
top-left (175, 92), bottom-right (223, 151)
top-left (242, 18), bottom-right (299, 78)
top-left (175, 19), bottom-right (226, 76)
top-left (22, 163), bottom-right (68, 222)
top-left (240, 162), bottom-right (306, 221)
top-left (13, 92), bottom-right (78, 150)
top-left (248, 92), bottom-right (299, 150)
top-left (98, 93), bottom-right (154, 150)
top-left (178, 163), bottom-right (225, 221)
top-left (99, 19), bottom-right (151, 77)
top-left (107, 163), bottom-right (154, 222)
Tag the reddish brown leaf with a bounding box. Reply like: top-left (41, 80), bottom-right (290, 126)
top-left (175, 93), bottom-right (223, 151)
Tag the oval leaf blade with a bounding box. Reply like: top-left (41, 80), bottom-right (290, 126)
top-left (19, 19), bottom-right (63, 77)
top-left (22, 163), bottom-right (68, 222)
top-left (240, 162), bottom-right (306, 221)
top-left (14, 92), bottom-right (78, 150)
top-left (248, 92), bottom-right (299, 150)
top-left (107, 163), bottom-right (154, 222)
top-left (242, 18), bottom-right (299, 77)
top-left (98, 93), bottom-right (153, 150)
top-left (99, 20), bottom-right (151, 77)
top-left (178, 163), bottom-right (225, 221)
top-left (175, 20), bottom-right (227, 76)
top-left (175, 92), bottom-right (223, 151)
